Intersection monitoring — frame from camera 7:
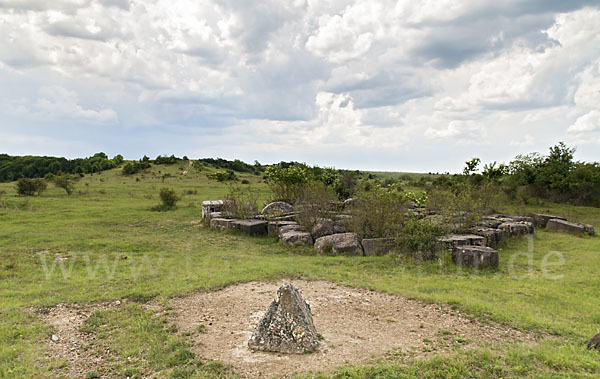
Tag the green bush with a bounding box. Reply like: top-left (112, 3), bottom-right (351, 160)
top-left (152, 188), bottom-right (180, 211)
top-left (15, 178), bottom-right (46, 196)
top-left (265, 164), bottom-right (311, 203)
top-left (122, 160), bottom-right (151, 175)
top-left (206, 170), bottom-right (237, 182)
top-left (349, 186), bottom-right (408, 239)
top-left (395, 217), bottom-right (447, 260)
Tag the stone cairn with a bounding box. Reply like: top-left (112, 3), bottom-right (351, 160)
top-left (248, 282), bottom-right (319, 354)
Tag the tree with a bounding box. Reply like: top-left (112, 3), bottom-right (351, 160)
top-left (50, 175), bottom-right (78, 195)
top-left (463, 158), bottom-right (481, 176)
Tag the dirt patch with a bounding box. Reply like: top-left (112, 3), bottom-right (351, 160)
top-left (164, 280), bottom-right (536, 378)
top-left (37, 301), bottom-right (123, 378)
top-left (37, 280), bottom-right (537, 378)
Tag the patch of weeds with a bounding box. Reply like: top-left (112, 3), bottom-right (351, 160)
top-left (423, 338), bottom-right (432, 344)
top-left (419, 323), bottom-right (424, 329)
top-left (171, 366), bottom-right (196, 378)
top-left (317, 333), bottom-right (324, 341)
top-left (166, 348), bottom-right (194, 368)
top-left (81, 312), bottom-right (107, 333)
top-left (122, 367), bottom-right (141, 378)
top-left (196, 324), bottom-right (207, 334)
top-left (85, 370), bottom-right (101, 379)
top-left (455, 337), bottom-right (467, 344)
top-left (127, 293), bottom-right (156, 303)
top-left (439, 329), bottom-right (452, 336)
top-left (167, 324), bottom-right (178, 334)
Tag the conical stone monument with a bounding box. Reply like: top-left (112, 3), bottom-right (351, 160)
top-left (248, 282), bottom-right (319, 354)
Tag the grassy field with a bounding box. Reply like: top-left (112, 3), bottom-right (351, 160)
top-left (1, 162), bottom-right (599, 378)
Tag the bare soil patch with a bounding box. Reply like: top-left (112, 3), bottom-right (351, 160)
top-left (37, 280), bottom-right (537, 378)
top-left (37, 301), bottom-right (123, 378)
top-left (165, 280), bottom-right (536, 378)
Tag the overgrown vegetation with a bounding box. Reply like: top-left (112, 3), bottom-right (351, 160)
top-left (295, 182), bottom-right (338, 231)
top-left (265, 163), bottom-right (359, 203)
top-left (418, 142), bottom-right (600, 208)
top-left (15, 178), bottom-right (47, 196)
top-left (224, 184), bottom-right (260, 219)
top-left (348, 185), bottom-right (407, 239)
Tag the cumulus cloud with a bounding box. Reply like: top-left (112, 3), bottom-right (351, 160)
top-left (568, 110), bottom-right (600, 134)
top-left (1, 1), bottom-right (600, 171)
top-left (425, 120), bottom-right (485, 142)
top-left (35, 86), bottom-right (118, 123)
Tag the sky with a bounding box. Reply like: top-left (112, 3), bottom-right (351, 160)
top-left (1, 0), bottom-right (599, 173)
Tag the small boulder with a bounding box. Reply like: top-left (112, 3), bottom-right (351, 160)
top-left (546, 219), bottom-right (594, 236)
top-left (278, 224), bottom-right (303, 239)
top-left (281, 231), bottom-right (313, 246)
top-left (261, 201), bottom-right (294, 217)
top-left (268, 221), bottom-right (298, 237)
top-left (314, 233), bottom-right (363, 256)
top-left (311, 220), bottom-right (334, 239)
top-left (248, 282), bottom-right (318, 354)
top-left (587, 333), bottom-right (600, 350)
top-left (452, 246), bottom-right (499, 268)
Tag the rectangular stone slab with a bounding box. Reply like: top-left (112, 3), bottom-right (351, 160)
top-left (532, 213), bottom-right (566, 228)
top-left (452, 246), bottom-right (499, 268)
top-left (210, 218), bottom-right (236, 231)
top-left (547, 219), bottom-right (594, 236)
top-left (231, 219), bottom-right (268, 236)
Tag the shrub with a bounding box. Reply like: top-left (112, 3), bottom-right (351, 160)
top-left (224, 184), bottom-right (259, 219)
top-left (349, 186), bottom-right (408, 239)
top-left (15, 178), bottom-right (46, 196)
top-left (394, 217), bottom-right (447, 260)
top-left (265, 164), bottom-right (311, 204)
top-left (295, 182), bottom-right (338, 231)
top-left (206, 170), bottom-right (237, 182)
top-left (152, 188), bottom-right (179, 211)
top-left (122, 160), bottom-right (151, 175)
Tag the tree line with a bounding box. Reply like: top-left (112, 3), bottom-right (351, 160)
top-left (0, 153), bottom-right (123, 181)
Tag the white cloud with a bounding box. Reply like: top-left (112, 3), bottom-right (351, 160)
top-left (1, 1), bottom-right (600, 171)
top-left (568, 110), bottom-right (600, 134)
top-left (35, 86), bottom-right (118, 123)
top-left (425, 120), bottom-right (485, 142)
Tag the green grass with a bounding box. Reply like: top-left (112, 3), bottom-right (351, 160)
top-left (1, 162), bottom-right (599, 377)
